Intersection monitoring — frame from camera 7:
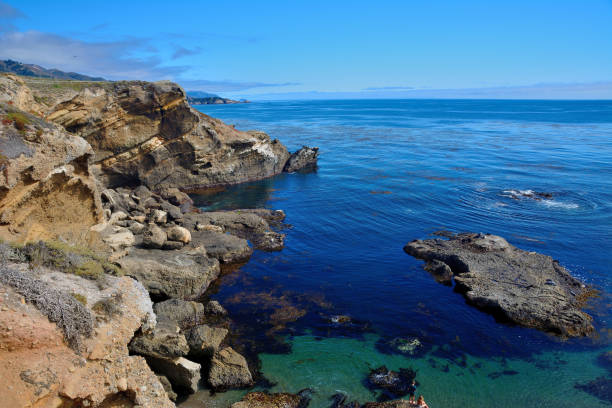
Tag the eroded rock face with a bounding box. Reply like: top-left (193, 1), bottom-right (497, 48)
top-left (0, 265), bottom-right (173, 408)
top-left (0, 103), bottom-right (103, 245)
top-left (404, 233), bottom-right (594, 337)
top-left (45, 80), bottom-right (291, 189)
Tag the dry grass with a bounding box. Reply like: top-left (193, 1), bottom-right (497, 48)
top-left (0, 266), bottom-right (94, 351)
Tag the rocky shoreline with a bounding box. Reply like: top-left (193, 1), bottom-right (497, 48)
top-left (0, 71), bottom-right (605, 407)
top-left (0, 73), bottom-right (328, 406)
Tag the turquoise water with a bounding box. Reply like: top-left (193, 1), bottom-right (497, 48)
top-left (184, 100), bottom-right (612, 407)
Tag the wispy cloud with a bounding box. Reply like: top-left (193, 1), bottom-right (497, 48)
top-left (171, 45), bottom-right (202, 60)
top-left (246, 82), bottom-right (612, 101)
top-left (363, 86), bottom-right (414, 91)
top-left (0, 30), bottom-right (188, 80)
top-left (0, 1), bottom-right (24, 19)
top-left (181, 79), bottom-right (300, 92)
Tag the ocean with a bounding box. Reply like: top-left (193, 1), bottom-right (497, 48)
top-left (181, 99), bottom-right (612, 407)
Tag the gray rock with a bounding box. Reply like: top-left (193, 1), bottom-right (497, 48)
top-left (150, 209), bottom-right (168, 224)
top-left (129, 319), bottom-right (189, 359)
top-left (154, 299), bottom-right (206, 331)
top-left (146, 356), bottom-right (201, 394)
top-left (208, 347), bottom-right (253, 390)
top-left (129, 221), bottom-right (146, 235)
top-left (186, 324), bottom-right (228, 358)
top-left (185, 210), bottom-right (281, 253)
top-left (160, 201), bottom-right (183, 221)
top-left (118, 247), bottom-right (220, 300)
top-left (162, 240), bottom-right (184, 250)
top-left (404, 233), bottom-right (594, 337)
top-left (156, 375), bottom-right (177, 401)
top-left (142, 223), bottom-right (167, 249)
top-left (192, 230), bottom-right (252, 264)
top-left (283, 146), bottom-right (319, 173)
top-left (166, 225), bottom-right (191, 244)
top-left (205, 300), bottom-right (228, 316)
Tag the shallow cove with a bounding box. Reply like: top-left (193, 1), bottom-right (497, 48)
top-left (181, 100), bottom-right (612, 407)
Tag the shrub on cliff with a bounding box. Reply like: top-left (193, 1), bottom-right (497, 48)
top-left (0, 265), bottom-right (94, 351)
top-left (20, 240), bottom-right (123, 279)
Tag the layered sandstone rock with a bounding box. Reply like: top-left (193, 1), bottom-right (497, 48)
top-left (44, 80), bottom-right (292, 189)
top-left (0, 103), bottom-right (103, 245)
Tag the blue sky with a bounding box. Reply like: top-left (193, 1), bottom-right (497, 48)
top-left (1, 0), bottom-right (611, 99)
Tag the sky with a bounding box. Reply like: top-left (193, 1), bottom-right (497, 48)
top-left (1, 0), bottom-right (611, 99)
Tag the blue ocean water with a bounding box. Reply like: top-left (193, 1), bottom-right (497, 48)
top-left (184, 100), bottom-right (612, 407)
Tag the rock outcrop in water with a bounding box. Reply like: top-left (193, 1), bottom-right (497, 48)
top-left (404, 233), bottom-right (594, 337)
top-left (284, 146), bottom-right (319, 173)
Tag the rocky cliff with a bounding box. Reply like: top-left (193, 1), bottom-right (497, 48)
top-left (43, 80), bottom-right (294, 190)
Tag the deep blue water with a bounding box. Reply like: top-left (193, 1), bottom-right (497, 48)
top-left (185, 100), bottom-right (612, 407)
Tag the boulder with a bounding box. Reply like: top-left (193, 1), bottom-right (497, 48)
top-left (192, 230), bottom-right (252, 263)
top-left (129, 319), bottom-right (189, 359)
top-left (118, 247), bottom-right (220, 300)
top-left (186, 324), bottom-right (228, 358)
top-left (146, 356), bottom-right (201, 394)
top-left (154, 299), bottom-right (206, 331)
top-left (205, 300), bottom-right (228, 316)
top-left (283, 146), bottom-right (319, 173)
top-left (404, 233), bottom-right (594, 337)
top-left (142, 224), bottom-right (167, 249)
top-left (101, 227), bottom-right (135, 252)
top-left (167, 225), bottom-right (192, 244)
top-left (151, 209), bottom-right (168, 224)
top-left (208, 347), bottom-right (253, 390)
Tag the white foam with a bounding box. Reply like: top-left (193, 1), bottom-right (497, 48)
top-left (540, 200), bottom-right (579, 210)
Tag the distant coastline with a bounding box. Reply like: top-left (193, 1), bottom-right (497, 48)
top-left (187, 95), bottom-right (250, 105)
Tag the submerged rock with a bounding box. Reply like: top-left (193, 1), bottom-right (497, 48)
top-left (208, 346), bottom-right (253, 390)
top-left (232, 389), bottom-right (313, 408)
top-left (575, 376), bottom-right (612, 404)
top-left (598, 351), bottom-right (612, 373)
top-left (284, 146), bottom-right (319, 173)
top-left (404, 233), bottom-right (594, 337)
top-left (367, 366), bottom-right (417, 399)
